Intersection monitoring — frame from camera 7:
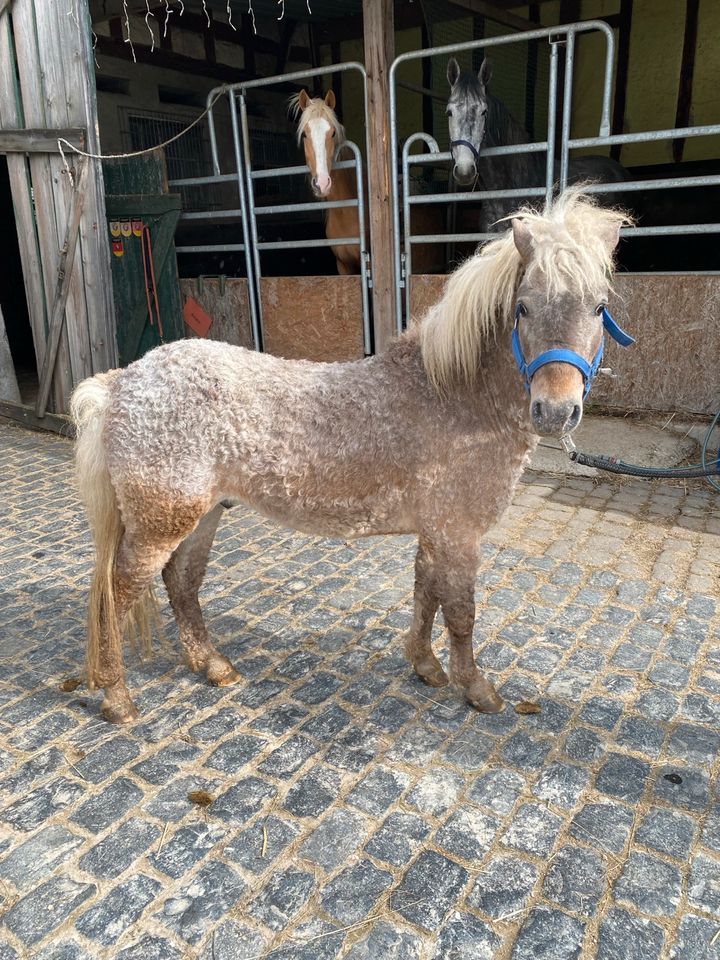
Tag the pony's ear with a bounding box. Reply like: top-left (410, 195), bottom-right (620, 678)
top-left (479, 57), bottom-right (492, 88)
top-left (324, 89), bottom-right (336, 110)
top-left (298, 89), bottom-right (311, 110)
top-left (447, 57), bottom-right (460, 88)
top-left (597, 220), bottom-right (622, 256)
top-left (511, 218), bottom-right (534, 263)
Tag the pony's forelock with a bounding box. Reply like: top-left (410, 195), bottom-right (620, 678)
top-left (420, 189), bottom-right (632, 392)
top-left (288, 93), bottom-right (345, 145)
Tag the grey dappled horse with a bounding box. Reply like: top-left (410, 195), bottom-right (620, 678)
top-left (447, 57), bottom-right (629, 231)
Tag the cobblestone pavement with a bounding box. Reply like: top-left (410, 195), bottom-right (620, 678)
top-left (1, 419), bottom-right (720, 960)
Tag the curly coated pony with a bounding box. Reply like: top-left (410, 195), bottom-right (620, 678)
top-left (71, 191), bottom-right (629, 723)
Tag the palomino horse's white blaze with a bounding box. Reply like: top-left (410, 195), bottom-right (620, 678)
top-left (71, 190), bottom-right (630, 725)
top-left (308, 116), bottom-right (332, 195)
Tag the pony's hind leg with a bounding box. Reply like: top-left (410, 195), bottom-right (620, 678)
top-left (405, 541), bottom-right (448, 688)
top-left (98, 532), bottom-right (178, 724)
top-left (162, 503), bottom-right (240, 687)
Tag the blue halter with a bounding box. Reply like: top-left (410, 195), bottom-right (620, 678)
top-left (512, 305), bottom-right (635, 398)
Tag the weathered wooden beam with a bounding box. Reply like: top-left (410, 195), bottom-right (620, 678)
top-left (363, 0), bottom-right (394, 352)
top-left (673, 0), bottom-right (699, 163)
top-left (0, 400), bottom-right (74, 436)
top-left (0, 128), bottom-right (85, 153)
top-left (36, 158), bottom-right (89, 418)
top-left (0, 0), bottom-right (13, 19)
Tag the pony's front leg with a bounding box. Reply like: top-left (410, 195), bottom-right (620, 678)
top-left (440, 552), bottom-right (504, 713)
top-left (162, 504), bottom-right (240, 687)
top-left (405, 541), bottom-right (448, 688)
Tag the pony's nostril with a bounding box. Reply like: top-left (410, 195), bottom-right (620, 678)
top-left (565, 404), bottom-right (582, 431)
top-left (531, 400), bottom-right (543, 423)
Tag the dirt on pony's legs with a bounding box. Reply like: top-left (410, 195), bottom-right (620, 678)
top-left (162, 503), bottom-right (240, 687)
top-left (99, 534), bottom-right (178, 724)
top-left (408, 535), bottom-right (503, 713)
top-left (406, 541), bottom-right (447, 688)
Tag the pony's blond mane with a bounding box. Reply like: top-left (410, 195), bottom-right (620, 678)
top-left (288, 93), bottom-right (345, 145)
top-left (420, 189), bottom-right (632, 391)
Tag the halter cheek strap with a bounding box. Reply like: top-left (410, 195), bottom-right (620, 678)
top-left (512, 305), bottom-right (635, 399)
top-left (450, 138), bottom-right (482, 168)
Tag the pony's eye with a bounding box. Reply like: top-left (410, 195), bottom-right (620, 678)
top-left (515, 302), bottom-right (527, 319)
top-left (481, 107), bottom-right (488, 117)
top-left (595, 302), bottom-right (607, 316)
top-left (446, 108), bottom-right (453, 117)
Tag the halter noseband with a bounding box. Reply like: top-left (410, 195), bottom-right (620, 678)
top-left (450, 138), bottom-right (482, 168)
top-left (512, 305), bottom-right (635, 399)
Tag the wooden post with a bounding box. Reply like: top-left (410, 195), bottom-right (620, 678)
top-left (363, 0), bottom-right (394, 352)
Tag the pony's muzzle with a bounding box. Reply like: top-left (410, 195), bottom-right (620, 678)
top-left (531, 397), bottom-right (582, 436)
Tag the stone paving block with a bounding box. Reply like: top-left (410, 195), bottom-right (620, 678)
top-left (432, 911), bottom-right (501, 960)
top-left (211, 775), bottom-right (277, 824)
top-left (283, 764), bottom-right (339, 818)
top-left (667, 722), bottom-right (720, 764)
top-left (511, 907), bottom-right (585, 960)
top-left (384, 724), bottom-right (446, 766)
top-left (502, 803), bottom-right (563, 857)
top-left (468, 767), bottom-right (526, 815)
top-left (406, 768), bottom-right (464, 816)
top-left (257, 734), bottom-right (319, 778)
top-left (33, 940), bottom-right (94, 960)
top-left (597, 908), bottom-right (665, 960)
top-left (391, 850), bottom-right (468, 931)
top-left (75, 873), bottom-right (161, 945)
top-left (344, 920), bottom-right (424, 960)
top-left (324, 726), bottom-right (383, 772)
top-left (114, 935), bottom-right (184, 960)
top-left (70, 776), bottom-right (143, 833)
top-left (532, 761), bottom-right (589, 809)
top-left (0, 824), bottom-right (84, 890)
top-left (595, 753), bottom-right (650, 803)
top-left (298, 702), bottom-right (350, 739)
top-left (0, 747), bottom-right (66, 797)
top-left (197, 920), bottom-right (268, 960)
top-left (614, 851), bottom-right (682, 917)
top-left (2, 776), bottom-right (85, 832)
top-left (320, 859), bottom-right (393, 924)
top-left (3, 875), bottom-right (96, 947)
top-left (130, 740), bottom-right (201, 785)
top-left (225, 815), bottom-right (301, 874)
top-left (669, 914), bottom-right (720, 960)
top-left (653, 765), bottom-right (710, 812)
top-left (299, 808), bottom-right (367, 870)
top-left (687, 853), bottom-right (720, 914)
top-left (365, 811), bottom-right (430, 867)
top-left (635, 807), bottom-right (696, 859)
top-left (74, 736), bottom-right (141, 783)
top-left (468, 854), bottom-right (538, 919)
top-left (543, 844), bottom-right (606, 916)
top-left (249, 865), bottom-right (316, 932)
top-left (205, 732), bottom-right (267, 774)
top-left (347, 766), bottom-right (410, 816)
top-left (443, 730), bottom-right (495, 770)
top-left (150, 821), bottom-right (226, 879)
top-left (250, 702), bottom-right (310, 736)
top-left (435, 806), bottom-right (500, 861)
top-left (160, 860), bottom-right (246, 944)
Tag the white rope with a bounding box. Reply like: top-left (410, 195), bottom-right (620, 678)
top-left (57, 85), bottom-right (230, 183)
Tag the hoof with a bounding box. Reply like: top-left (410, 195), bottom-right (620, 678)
top-left (466, 680), bottom-right (504, 713)
top-left (206, 654), bottom-right (242, 687)
top-left (415, 663), bottom-right (449, 688)
top-left (101, 698), bottom-right (139, 725)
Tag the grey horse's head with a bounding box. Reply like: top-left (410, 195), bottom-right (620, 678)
top-left (446, 56), bottom-right (492, 186)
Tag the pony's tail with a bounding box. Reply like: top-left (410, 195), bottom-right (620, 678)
top-left (70, 372), bottom-right (157, 688)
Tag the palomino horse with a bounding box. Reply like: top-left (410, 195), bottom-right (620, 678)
top-left (71, 191), bottom-right (631, 724)
top-left (446, 57), bottom-right (629, 230)
top-left (290, 89), bottom-right (445, 275)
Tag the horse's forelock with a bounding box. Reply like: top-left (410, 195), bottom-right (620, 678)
top-left (289, 94), bottom-right (345, 145)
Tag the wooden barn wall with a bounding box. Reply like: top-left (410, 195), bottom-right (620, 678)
top-left (178, 276), bottom-right (365, 362)
top-left (0, 0), bottom-right (116, 413)
top-left (411, 273), bottom-right (720, 417)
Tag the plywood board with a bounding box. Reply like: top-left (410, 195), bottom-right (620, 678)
top-left (179, 278), bottom-right (254, 349)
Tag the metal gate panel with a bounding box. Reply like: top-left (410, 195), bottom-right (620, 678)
top-left (171, 63), bottom-right (372, 356)
top-left (390, 21), bottom-right (720, 331)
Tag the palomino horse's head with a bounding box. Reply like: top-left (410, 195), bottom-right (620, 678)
top-left (290, 89), bottom-right (345, 198)
top-left (419, 191), bottom-right (634, 437)
top-left (446, 56), bottom-right (492, 186)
